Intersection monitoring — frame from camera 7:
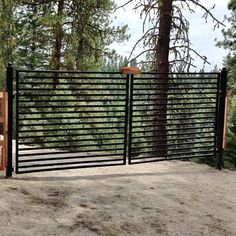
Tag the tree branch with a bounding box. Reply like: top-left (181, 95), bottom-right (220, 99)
top-left (114, 0), bottom-right (133, 11)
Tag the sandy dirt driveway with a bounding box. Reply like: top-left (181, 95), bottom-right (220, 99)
top-left (0, 161), bottom-right (236, 236)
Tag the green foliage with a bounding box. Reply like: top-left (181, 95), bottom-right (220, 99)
top-left (216, 0), bottom-right (236, 170)
top-left (0, 0), bottom-right (16, 89)
top-left (102, 56), bottom-right (130, 72)
top-left (0, 0), bottom-right (129, 72)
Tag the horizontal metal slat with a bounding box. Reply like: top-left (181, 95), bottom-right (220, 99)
top-left (132, 136), bottom-right (214, 145)
top-left (18, 136), bottom-right (124, 145)
top-left (19, 126), bottom-right (125, 133)
top-left (19, 120), bottom-right (125, 127)
top-left (17, 163), bottom-right (124, 174)
top-left (18, 131), bottom-right (125, 139)
top-left (131, 131), bottom-right (214, 140)
top-left (132, 126), bottom-right (214, 134)
top-left (18, 109), bottom-right (125, 115)
top-left (133, 106), bottom-right (215, 112)
top-left (129, 154), bottom-right (214, 164)
top-left (131, 140), bottom-right (214, 151)
top-left (18, 158), bottom-right (124, 169)
top-left (19, 142), bottom-right (124, 151)
top-left (18, 104), bottom-right (126, 109)
top-left (19, 88), bottom-right (126, 91)
top-left (130, 149), bottom-right (214, 158)
top-left (18, 152), bottom-right (124, 159)
top-left (19, 82), bottom-right (126, 86)
top-left (18, 115), bottom-right (125, 121)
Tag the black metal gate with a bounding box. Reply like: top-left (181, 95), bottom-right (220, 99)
top-left (128, 72), bottom-right (225, 165)
top-left (15, 70), bottom-right (129, 173)
top-left (5, 65), bottom-right (227, 175)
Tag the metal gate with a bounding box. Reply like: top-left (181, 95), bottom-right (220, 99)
top-left (14, 70), bottom-right (129, 173)
top-left (128, 72), bottom-right (226, 165)
top-left (4, 65), bottom-right (227, 175)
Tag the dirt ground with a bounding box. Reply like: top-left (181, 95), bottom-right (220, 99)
top-left (0, 160), bottom-right (236, 236)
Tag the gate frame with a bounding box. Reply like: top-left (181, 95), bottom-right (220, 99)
top-left (216, 68), bottom-right (228, 170)
top-left (5, 65), bottom-right (228, 177)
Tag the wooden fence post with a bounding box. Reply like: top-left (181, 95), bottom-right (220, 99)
top-left (0, 92), bottom-right (8, 171)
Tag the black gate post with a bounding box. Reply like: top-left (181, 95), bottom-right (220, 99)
top-left (119, 67), bottom-right (141, 164)
top-left (128, 73), bottom-right (134, 164)
top-left (6, 63), bottom-right (14, 177)
top-left (216, 67), bottom-right (228, 170)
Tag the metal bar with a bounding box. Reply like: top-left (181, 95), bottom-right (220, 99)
top-left (18, 136), bottom-right (124, 145)
top-left (18, 151), bottom-right (124, 158)
top-left (138, 72), bottom-right (219, 76)
top-left (123, 74), bottom-right (130, 165)
top-left (128, 74), bottom-right (134, 164)
top-left (18, 104), bottom-right (126, 109)
top-left (19, 119), bottom-right (215, 128)
top-left (19, 120), bottom-right (125, 127)
top-left (19, 131), bottom-right (125, 139)
top-left (17, 70), bottom-right (122, 74)
top-left (133, 92), bottom-right (217, 96)
top-left (133, 106), bottom-right (215, 112)
top-left (19, 88), bottom-right (126, 91)
top-left (6, 63), bottom-right (13, 177)
top-left (15, 71), bottom-right (20, 174)
top-left (132, 126), bottom-right (214, 133)
top-left (18, 110), bottom-right (125, 114)
top-left (132, 136), bottom-right (214, 145)
top-left (18, 158), bottom-right (124, 169)
top-left (129, 154), bottom-right (214, 164)
top-left (131, 149), bottom-right (214, 158)
top-left (133, 101), bottom-right (216, 106)
top-left (131, 140), bottom-right (214, 150)
top-left (216, 68), bottom-right (227, 170)
top-left (133, 111), bottom-right (215, 117)
top-left (18, 142), bottom-right (124, 151)
top-left (132, 116), bottom-right (216, 123)
top-left (132, 87), bottom-right (217, 91)
top-left (214, 73), bottom-right (220, 163)
top-left (19, 82), bottom-right (126, 86)
top-left (133, 97), bottom-right (216, 101)
top-left (17, 163), bottom-right (124, 174)
top-left (132, 121), bottom-right (215, 128)
top-left (18, 115), bottom-right (125, 121)
top-left (18, 99), bottom-right (126, 103)
top-left (131, 131), bottom-right (214, 140)
top-left (18, 93), bottom-right (126, 97)
top-left (18, 154), bottom-right (123, 163)
top-left (19, 126), bottom-right (125, 133)
top-left (133, 82), bottom-right (218, 85)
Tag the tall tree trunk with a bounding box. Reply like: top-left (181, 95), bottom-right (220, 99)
top-left (51, 0), bottom-right (64, 88)
top-left (153, 0), bottom-right (173, 157)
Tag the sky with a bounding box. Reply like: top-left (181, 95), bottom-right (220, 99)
top-left (111, 0), bottom-right (231, 71)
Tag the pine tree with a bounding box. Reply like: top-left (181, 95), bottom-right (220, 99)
top-left (117, 0), bottom-right (224, 156)
top-left (9, 0), bottom-right (128, 71)
top-left (216, 0), bottom-right (236, 169)
top-left (0, 0), bottom-right (16, 88)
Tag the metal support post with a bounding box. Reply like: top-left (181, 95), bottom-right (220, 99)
top-left (216, 68), bottom-right (228, 170)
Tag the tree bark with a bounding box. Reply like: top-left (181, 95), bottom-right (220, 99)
top-left (153, 0), bottom-right (173, 157)
top-left (51, 0), bottom-right (64, 88)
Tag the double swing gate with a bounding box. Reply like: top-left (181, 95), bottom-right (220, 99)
top-left (5, 65), bottom-right (227, 175)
